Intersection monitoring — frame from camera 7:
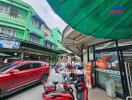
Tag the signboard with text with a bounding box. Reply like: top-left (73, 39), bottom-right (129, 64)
top-left (0, 39), bottom-right (20, 49)
top-left (85, 62), bottom-right (92, 88)
top-left (112, 6), bottom-right (124, 16)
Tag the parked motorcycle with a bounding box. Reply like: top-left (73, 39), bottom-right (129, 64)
top-left (42, 78), bottom-right (88, 100)
top-left (42, 81), bottom-right (74, 100)
top-left (73, 78), bottom-right (88, 100)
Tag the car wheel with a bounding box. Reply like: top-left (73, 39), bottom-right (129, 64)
top-left (41, 74), bottom-right (48, 83)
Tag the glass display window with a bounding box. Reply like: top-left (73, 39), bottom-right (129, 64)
top-left (95, 51), bottom-right (123, 97)
top-left (96, 71), bottom-right (123, 96)
top-left (95, 51), bottom-right (119, 71)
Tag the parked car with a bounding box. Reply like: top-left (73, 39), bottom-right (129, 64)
top-left (0, 60), bottom-right (50, 98)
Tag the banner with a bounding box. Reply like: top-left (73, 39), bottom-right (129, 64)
top-left (85, 62), bottom-right (92, 88)
top-left (0, 39), bottom-right (20, 49)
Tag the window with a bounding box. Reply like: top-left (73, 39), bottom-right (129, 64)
top-left (41, 24), bottom-right (46, 32)
top-left (0, 5), bottom-right (10, 14)
top-left (7, 28), bottom-right (16, 37)
top-left (0, 5), bottom-right (19, 17)
top-left (0, 26), bottom-right (16, 37)
top-left (95, 51), bottom-right (119, 71)
top-left (36, 21), bottom-right (40, 28)
top-left (96, 71), bottom-right (123, 95)
top-left (10, 7), bottom-right (18, 17)
top-left (0, 5), bottom-right (3, 12)
top-left (95, 51), bottom-right (123, 96)
top-left (32, 17), bottom-right (41, 29)
top-left (32, 18), bottom-right (36, 26)
top-left (4, 6), bottom-right (10, 13)
top-left (18, 64), bottom-right (31, 71)
top-left (30, 35), bottom-right (39, 43)
top-left (32, 63), bottom-right (41, 69)
top-left (0, 64), bottom-right (17, 73)
top-left (45, 41), bottom-right (52, 48)
top-left (0, 27), bottom-right (6, 34)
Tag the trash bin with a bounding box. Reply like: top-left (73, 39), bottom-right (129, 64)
top-left (105, 80), bottom-right (116, 97)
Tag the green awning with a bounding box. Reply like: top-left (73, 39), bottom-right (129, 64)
top-left (48, 0), bottom-right (132, 39)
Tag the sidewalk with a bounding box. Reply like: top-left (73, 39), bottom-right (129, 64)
top-left (89, 88), bottom-right (123, 100)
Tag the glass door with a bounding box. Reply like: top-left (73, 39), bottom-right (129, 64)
top-left (95, 51), bottom-right (123, 96)
top-left (123, 50), bottom-right (132, 96)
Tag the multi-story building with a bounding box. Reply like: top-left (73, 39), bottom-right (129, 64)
top-left (52, 28), bottom-right (62, 50)
top-left (0, 0), bottom-right (63, 63)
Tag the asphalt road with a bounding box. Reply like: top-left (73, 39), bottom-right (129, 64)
top-left (3, 68), bottom-right (64, 100)
top-left (4, 84), bottom-right (44, 100)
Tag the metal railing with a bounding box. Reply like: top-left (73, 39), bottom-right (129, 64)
top-left (0, 12), bottom-right (26, 26)
top-left (126, 96), bottom-right (132, 100)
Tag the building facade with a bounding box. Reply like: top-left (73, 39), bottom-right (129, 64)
top-left (63, 26), bottom-right (132, 99)
top-left (0, 0), bottom-right (63, 64)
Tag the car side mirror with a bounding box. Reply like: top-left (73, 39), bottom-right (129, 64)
top-left (10, 69), bottom-right (19, 74)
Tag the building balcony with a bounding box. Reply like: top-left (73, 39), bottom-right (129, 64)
top-left (0, 13), bottom-right (26, 28)
top-left (27, 25), bottom-right (44, 39)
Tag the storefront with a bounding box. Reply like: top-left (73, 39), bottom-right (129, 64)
top-left (87, 39), bottom-right (132, 98)
top-left (0, 40), bottom-right (59, 65)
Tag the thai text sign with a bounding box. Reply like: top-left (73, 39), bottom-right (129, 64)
top-left (0, 39), bottom-right (20, 49)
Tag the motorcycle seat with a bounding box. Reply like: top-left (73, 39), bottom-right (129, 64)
top-left (46, 92), bottom-right (74, 99)
top-left (46, 88), bottom-right (72, 96)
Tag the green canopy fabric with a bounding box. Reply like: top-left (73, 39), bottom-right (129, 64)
top-left (47, 0), bottom-right (132, 39)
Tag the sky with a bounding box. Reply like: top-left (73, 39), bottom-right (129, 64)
top-left (23, 0), bottom-right (67, 32)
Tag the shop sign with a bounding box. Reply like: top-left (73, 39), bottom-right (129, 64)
top-left (112, 6), bottom-right (124, 16)
top-left (0, 39), bottom-right (20, 49)
top-left (96, 58), bottom-right (108, 69)
top-left (85, 62), bottom-right (92, 88)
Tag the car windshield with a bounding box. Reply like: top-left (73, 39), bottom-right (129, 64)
top-left (0, 63), bottom-right (17, 74)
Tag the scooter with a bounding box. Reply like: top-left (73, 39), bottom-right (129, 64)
top-left (42, 78), bottom-right (88, 100)
top-left (42, 81), bottom-right (74, 100)
top-left (73, 78), bottom-right (88, 100)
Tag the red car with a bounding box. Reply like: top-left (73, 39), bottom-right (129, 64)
top-left (0, 61), bottom-right (50, 98)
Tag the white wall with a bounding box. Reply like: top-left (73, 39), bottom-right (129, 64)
top-left (83, 48), bottom-right (88, 64)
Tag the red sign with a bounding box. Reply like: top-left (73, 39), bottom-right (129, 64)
top-left (96, 59), bottom-right (108, 69)
top-left (85, 62), bottom-right (92, 86)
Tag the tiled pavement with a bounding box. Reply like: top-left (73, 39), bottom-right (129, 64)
top-left (89, 88), bottom-right (123, 100)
